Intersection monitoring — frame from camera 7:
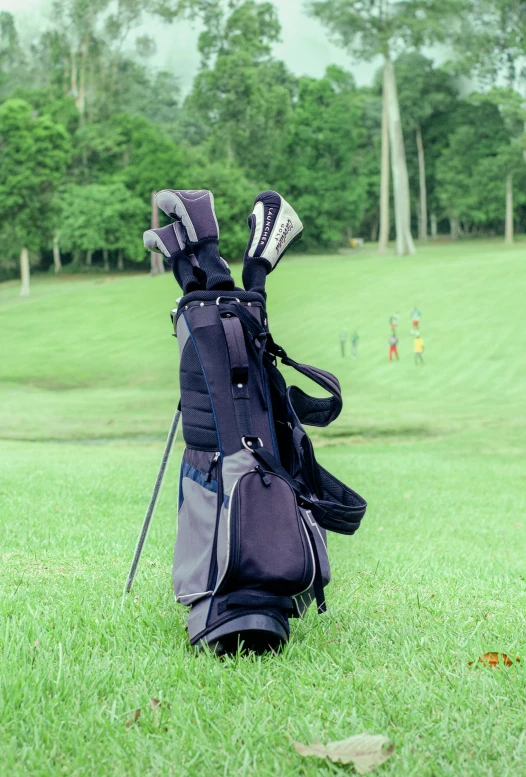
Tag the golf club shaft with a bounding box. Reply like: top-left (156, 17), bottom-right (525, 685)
top-left (125, 404), bottom-right (182, 593)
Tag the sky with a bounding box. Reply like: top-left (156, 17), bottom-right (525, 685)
top-left (0, 0), bottom-right (382, 93)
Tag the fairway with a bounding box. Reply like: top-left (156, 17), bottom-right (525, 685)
top-left (1, 240), bottom-right (526, 776)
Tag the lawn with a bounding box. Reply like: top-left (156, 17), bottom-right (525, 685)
top-left (1, 240), bottom-right (525, 776)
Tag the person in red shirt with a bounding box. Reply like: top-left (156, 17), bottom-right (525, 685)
top-left (388, 333), bottom-right (399, 361)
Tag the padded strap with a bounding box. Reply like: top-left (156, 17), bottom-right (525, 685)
top-left (220, 314), bottom-right (249, 384)
top-left (266, 338), bottom-right (342, 427)
top-left (219, 311), bottom-right (252, 438)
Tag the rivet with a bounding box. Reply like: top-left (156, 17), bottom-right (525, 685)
top-left (247, 302), bottom-right (251, 306)
top-left (237, 383), bottom-right (243, 388)
top-left (185, 306), bottom-right (188, 310)
top-left (247, 441), bottom-right (252, 446)
top-left (200, 302), bottom-right (204, 307)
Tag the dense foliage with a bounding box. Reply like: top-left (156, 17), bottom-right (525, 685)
top-left (0, 0), bottom-right (524, 279)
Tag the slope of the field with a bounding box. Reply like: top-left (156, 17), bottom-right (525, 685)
top-left (1, 241), bottom-right (526, 777)
top-left (1, 239), bottom-right (524, 442)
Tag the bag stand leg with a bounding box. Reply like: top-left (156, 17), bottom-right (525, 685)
top-left (125, 403), bottom-right (181, 593)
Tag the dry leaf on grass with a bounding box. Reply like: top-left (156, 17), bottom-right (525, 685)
top-left (294, 733), bottom-right (393, 774)
top-left (468, 652), bottom-right (520, 668)
top-left (125, 709), bottom-right (141, 727)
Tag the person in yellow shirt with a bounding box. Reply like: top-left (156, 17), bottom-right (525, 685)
top-left (414, 334), bottom-right (424, 365)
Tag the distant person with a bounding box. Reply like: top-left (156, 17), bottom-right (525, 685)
top-left (414, 334), bottom-right (424, 365)
top-left (411, 307), bottom-right (421, 334)
top-left (388, 333), bottom-right (399, 361)
top-left (351, 330), bottom-right (359, 358)
top-left (338, 330), bottom-right (348, 357)
top-left (389, 313), bottom-right (399, 331)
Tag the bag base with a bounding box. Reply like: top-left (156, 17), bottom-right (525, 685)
top-left (191, 611), bottom-right (289, 655)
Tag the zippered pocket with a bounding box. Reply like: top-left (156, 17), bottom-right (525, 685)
top-left (173, 449), bottom-right (220, 605)
top-left (215, 468), bottom-right (315, 596)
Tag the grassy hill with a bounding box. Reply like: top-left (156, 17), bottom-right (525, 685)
top-left (1, 240), bottom-right (525, 776)
top-left (1, 238), bottom-right (524, 442)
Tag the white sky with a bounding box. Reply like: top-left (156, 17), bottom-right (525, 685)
top-left (0, 0), bottom-right (382, 93)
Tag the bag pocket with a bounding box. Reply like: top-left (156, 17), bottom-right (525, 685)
top-left (172, 449), bottom-right (220, 605)
top-left (308, 465), bottom-right (367, 536)
top-left (214, 469), bottom-right (315, 596)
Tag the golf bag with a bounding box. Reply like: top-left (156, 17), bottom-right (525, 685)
top-left (172, 289), bottom-right (367, 652)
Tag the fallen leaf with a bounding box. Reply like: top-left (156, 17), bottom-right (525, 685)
top-left (126, 709), bottom-right (141, 727)
top-left (468, 652), bottom-right (520, 668)
top-left (293, 733), bottom-right (394, 774)
top-left (150, 698), bottom-right (160, 709)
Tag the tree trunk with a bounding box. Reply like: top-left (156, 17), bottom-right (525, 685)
top-left (150, 190), bottom-right (163, 275)
top-left (450, 216), bottom-right (459, 240)
top-left (378, 69), bottom-right (390, 253)
top-left (19, 247), bottom-right (30, 297)
top-left (416, 123), bottom-right (427, 241)
top-left (370, 217), bottom-right (379, 242)
top-left (117, 249), bottom-right (124, 271)
top-left (383, 57), bottom-right (415, 256)
top-left (505, 172), bottom-right (513, 244)
top-left (77, 36), bottom-right (88, 119)
top-left (70, 47), bottom-right (78, 103)
top-left (53, 232), bottom-right (62, 273)
top-left (430, 213), bottom-right (437, 240)
top-left (86, 250), bottom-right (92, 266)
top-left (103, 248), bottom-right (109, 271)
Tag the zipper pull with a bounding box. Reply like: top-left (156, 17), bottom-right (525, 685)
top-left (254, 465), bottom-right (271, 487)
top-left (206, 452), bottom-right (220, 483)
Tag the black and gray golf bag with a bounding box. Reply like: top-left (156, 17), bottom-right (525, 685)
top-left (138, 188), bottom-right (366, 653)
top-left (172, 291), bottom-right (366, 652)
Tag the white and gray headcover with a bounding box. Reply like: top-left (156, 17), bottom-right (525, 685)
top-left (242, 190), bottom-right (303, 293)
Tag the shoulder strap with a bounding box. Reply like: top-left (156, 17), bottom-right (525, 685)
top-left (267, 338), bottom-right (342, 427)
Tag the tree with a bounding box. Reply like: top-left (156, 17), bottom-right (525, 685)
top-left (307, 0), bottom-right (466, 256)
top-left (435, 100), bottom-right (511, 237)
top-left (0, 99), bottom-right (71, 295)
top-left (471, 89), bottom-right (526, 243)
top-left (455, 1), bottom-right (526, 241)
top-left (58, 183), bottom-right (147, 268)
top-left (394, 53), bottom-right (457, 240)
top-left (184, 0), bottom-right (295, 183)
top-left (276, 66), bottom-right (370, 249)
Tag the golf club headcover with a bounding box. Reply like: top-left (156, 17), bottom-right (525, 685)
top-left (156, 189), bottom-right (234, 291)
top-left (242, 191), bottom-right (303, 295)
top-left (143, 223), bottom-right (203, 294)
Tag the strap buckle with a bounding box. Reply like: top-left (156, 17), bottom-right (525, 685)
top-left (242, 436), bottom-right (263, 451)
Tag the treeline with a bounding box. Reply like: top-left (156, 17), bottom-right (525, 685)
top-left (0, 0), bottom-right (525, 285)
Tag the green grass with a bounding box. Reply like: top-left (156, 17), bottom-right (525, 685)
top-left (1, 240), bottom-right (526, 776)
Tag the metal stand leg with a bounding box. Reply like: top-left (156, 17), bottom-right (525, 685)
top-left (125, 403), bottom-right (181, 592)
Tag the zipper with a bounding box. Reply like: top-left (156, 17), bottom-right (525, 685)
top-left (254, 465), bottom-right (271, 486)
top-left (206, 451), bottom-right (220, 483)
top-left (206, 453), bottom-right (222, 592)
top-left (213, 473), bottom-right (242, 594)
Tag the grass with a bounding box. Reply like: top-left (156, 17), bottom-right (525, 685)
top-left (1, 239), bottom-right (526, 776)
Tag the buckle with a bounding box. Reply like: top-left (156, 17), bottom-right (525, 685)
top-left (241, 436), bottom-right (263, 451)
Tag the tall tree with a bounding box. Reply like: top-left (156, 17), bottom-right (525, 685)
top-left (0, 99), bottom-right (71, 295)
top-left (276, 66), bottom-right (370, 249)
top-left (394, 53), bottom-right (457, 240)
top-left (307, 0), bottom-right (466, 256)
top-left (184, 0), bottom-right (294, 183)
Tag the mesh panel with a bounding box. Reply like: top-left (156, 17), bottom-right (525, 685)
top-left (180, 340), bottom-right (219, 450)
